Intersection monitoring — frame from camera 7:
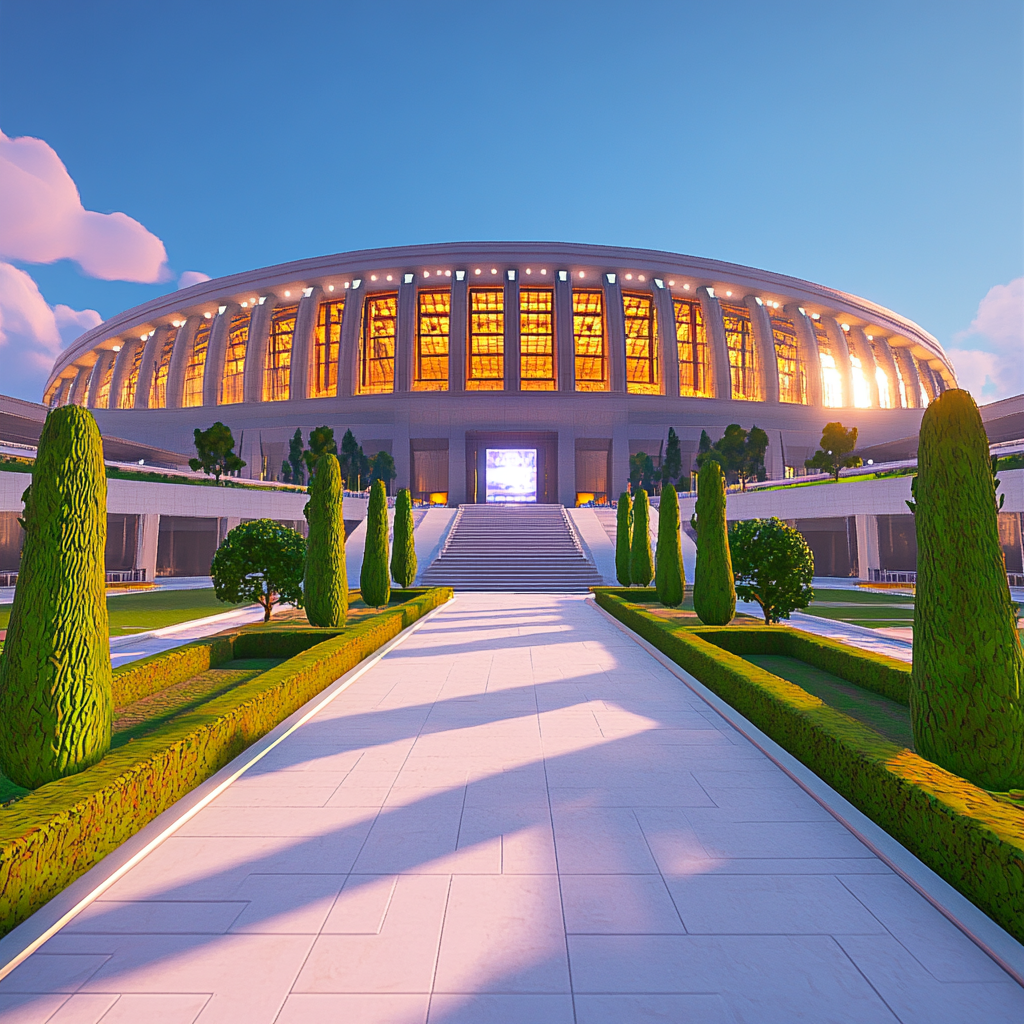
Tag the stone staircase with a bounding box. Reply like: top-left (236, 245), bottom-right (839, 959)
top-left (419, 504), bottom-right (603, 592)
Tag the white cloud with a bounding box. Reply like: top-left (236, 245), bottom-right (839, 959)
top-left (53, 304), bottom-right (103, 347)
top-left (178, 270), bottom-right (211, 289)
top-left (0, 130), bottom-right (168, 283)
top-left (948, 277), bottom-right (1024, 401)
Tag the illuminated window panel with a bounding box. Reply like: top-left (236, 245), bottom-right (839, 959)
top-left (721, 303), bottom-right (760, 401)
top-left (183, 323), bottom-right (211, 408)
top-left (262, 304), bottom-right (297, 402)
top-left (915, 356), bottom-right (937, 405)
top-left (467, 288), bottom-right (504, 390)
top-left (414, 290), bottom-right (450, 391)
top-left (573, 289), bottom-right (607, 391)
top-left (849, 354), bottom-right (873, 408)
top-left (813, 322), bottom-right (843, 408)
top-left (118, 343), bottom-right (145, 409)
top-left (868, 341), bottom-right (896, 409)
top-left (311, 299), bottom-right (344, 398)
top-left (94, 356), bottom-right (116, 410)
top-left (220, 312), bottom-right (250, 405)
top-left (149, 327), bottom-right (178, 409)
top-left (623, 293), bottom-right (660, 395)
top-left (674, 298), bottom-right (710, 397)
top-left (359, 293), bottom-right (397, 394)
top-left (520, 288), bottom-right (556, 391)
top-left (891, 351), bottom-right (909, 408)
top-left (770, 314), bottom-right (805, 404)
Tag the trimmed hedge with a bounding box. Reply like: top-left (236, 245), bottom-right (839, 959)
top-left (111, 637), bottom-right (235, 707)
top-left (594, 591), bottom-right (1024, 943)
top-left (0, 586), bottom-right (452, 938)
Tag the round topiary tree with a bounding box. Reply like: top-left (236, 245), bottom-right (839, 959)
top-left (910, 389), bottom-right (1024, 790)
top-left (692, 460), bottom-right (736, 625)
top-left (655, 484), bottom-right (684, 607)
top-left (361, 478), bottom-right (391, 608)
top-left (391, 487), bottom-right (417, 588)
top-left (630, 488), bottom-right (654, 587)
top-left (729, 517), bottom-right (813, 624)
top-left (0, 405), bottom-right (112, 789)
top-left (303, 453), bottom-right (347, 627)
top-left (615, 491), bottom-right (632, 586)
top-left (211, 519), bottom-right (305, 621)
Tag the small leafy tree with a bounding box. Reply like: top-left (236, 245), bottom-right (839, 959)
top-left (692, 460), bottom-right (736, 625)
top-left (661, 427), bottom-right (683, 487)
top-left (629, 452), bottom-right (657, 494)
top-left (630, 488), bottom-right (654, 586)
top-left (287, 428), bottom-right (306, 486)
top-left (729, 517), bottom-right (813, 624)
top-left (805, 422), bottom-right (862, 482)
top-left (340, 429), bottom-right (369, 490)
top-left (695, 424), bottom-right (769, 490)
top-left (369, 450), bottom-right (397, 493)
top-left (190, 422), bottom-right (246, 483)
top-left (655, 484), bottom-right (684, 606)
top-left (391, 487), bottom-right (417, 587)
top-left (303, 454), bottom-right (347, 627)
top-left (615, 491), bottom-right (632, 586)
top-left (361, 479), bottom-right (391, 607)
top-left (303, 425), bottom-right (337, 479)
top-left (211, 519), bottom-right (305, 622)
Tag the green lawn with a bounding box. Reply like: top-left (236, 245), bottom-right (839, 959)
top-left (801, 588), bottom-right (915, 630)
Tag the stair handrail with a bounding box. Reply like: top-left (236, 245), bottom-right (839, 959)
top-left (438, 504), bottom-right (466, 557)
top-left (560, 506), bottom-right (585, 555)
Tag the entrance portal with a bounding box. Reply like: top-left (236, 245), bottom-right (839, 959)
top-left (466, 431), bottom-right (558, 503)
top-left (485, 448), bottom-right (537, 503)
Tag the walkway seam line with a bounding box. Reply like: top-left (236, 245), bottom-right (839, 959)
top-left (0, 596), bottom-right (455, 983)
top-left (587, 597), bottom-right (1024, 989)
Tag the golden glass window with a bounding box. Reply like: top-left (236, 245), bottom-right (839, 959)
top-left (264, 304), bottom-right (297, 402)
top-left (573, 289), bottom-right (607, 391)
top-left (118, 343), bottom-right (145, 409)
top-left (520, 288), bottom-right (555, 391)
top-left (770, 315), bottom-right (805, 404)
top-left (915, 356), bottom-right (936, 405)
top-left (869, 340), bottom-right (894, 409)
top-left (467, 288), bottom-right (504, 390)
top-left (891, 349), bottom-right (909, 409)
top-left (623, 293), bottom-right (660, 395)
top-left (813, 321), bottom-right (843, 408)
top-left (722, 303), bottom-right (760, 401)
top-left (674, 297), bottom-right (709, 397)
top-left (359, 293), bottom-right (397, 394)
top-left (220, 312), bottom-right (250, 405)
top-left (311, 299), bottom-right (343, 398)
top-left (149, 327), bottom-right (178, 409)
top-left (183, 322), bottom-right (211, 408)
top-left (849, 353), bottom-right (873, 409)
top-left (414, 289), bottom-right (450, 391)
top-left (94, 356), bottom-right (115, 409)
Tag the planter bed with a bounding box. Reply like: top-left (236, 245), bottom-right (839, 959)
top-left (0, 587), bottom-right (451, 937)
top-left (592, 588), bottom-right (1024, 944)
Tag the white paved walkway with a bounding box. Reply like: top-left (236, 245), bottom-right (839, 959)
top-left (1, 594), bottom-right (1022, 1023)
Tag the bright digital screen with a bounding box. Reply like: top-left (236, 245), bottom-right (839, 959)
top-left (485, 448), bottom-right (537, 503)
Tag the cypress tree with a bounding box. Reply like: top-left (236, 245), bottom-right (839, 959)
top-left (630, 488), bottom-right (654, 587)
top-left (692, 460), bottom-right (736, 625)
top-left (910, 389), bottom-right (1024, 790)
top-left (655, 484), bottom-right (684, 606)
top-left (391, 487), bottom-right (417, 587)
top-left (360, 478), bottom-right (391, 608)
top-left (0, 406), bottom-right (112, 789)
top-left (303, 453), bottom-right (348, 627)
top-left (615, 491), bottom-right (632, 586)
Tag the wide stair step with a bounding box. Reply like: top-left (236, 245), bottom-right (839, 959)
top-left (420, 504), bottom-right (603, 592)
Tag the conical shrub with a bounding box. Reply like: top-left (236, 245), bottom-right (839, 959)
top-left (0, 406), bottom-right (112, 788)
top-left (391, 488), bottom-right (417, 587)
top-left (303, 453), bottom-right (347, 627)
top-left (615, 491), bottom-right (632, 586)
top-left (630, 488), bottom-right (654, 587)
top-left (360, 478), bottom-right (391, 608)
top-left (655, 484), bottom-right (684, 606)
top-left (692, 460), bottom-right (735, 625)
top-left (911, 389), bottom-right (1024, 789)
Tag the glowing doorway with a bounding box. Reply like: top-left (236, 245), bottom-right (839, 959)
top-left (485, 448), bottom-right (537, 503)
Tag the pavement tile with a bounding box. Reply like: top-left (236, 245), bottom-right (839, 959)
top-left (574, 993), bottom-right (733, 1023)
top-left (275, 993), bottom-right (429, 1023)
top-left (561, 874), bottom-right (685, 934)
top-left (427, 994), bottom-right (574, 1022)
top-left (0, 994), bottom-right (77, 1024)
top-left (0, 955), bottom-right (110, 994)
top-left (228, 873), bottom-right (347, 934)
top-left (551, 807), bottom-right (660, 874)
top-left (66, 901), bottom-right (246, 935)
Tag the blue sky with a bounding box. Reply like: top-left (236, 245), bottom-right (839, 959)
top-left (1, 0), bottom-right (1021, 401)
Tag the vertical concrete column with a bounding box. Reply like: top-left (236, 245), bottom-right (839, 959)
top-left (109, 339), bottom-right (140, 410)
top-left (449, 273), bottom-right (467, 393)
top-left (393, 417), bottom-right (411, 492)
top-left (504, 271), bottom-right (520, 391)
top-left (239, 428), bottom-right (262, 481)
top-left (603, 275), bottom-right (626, 393)
top-left (203, 302), bottom-right (240, 407)
top-left (558, 430), bottom-right (576, 506)
top-left (70, 366), bottom-right (91, 406)
top-left (847, 327), bottom-right (880, 407)
top-left (855, 514), bottom-right (880, 580)
top-left (448, 428), bottom-right (467, 504)
top-left (890, 343), bottom-right (921, 409)
top-left (697, 286), bottom-right (731, 400)
top-left (873, 336), bottom-right (902, 408)
top-left (745, 296), bottom-right (779, 404)
top-left (654, 283), bottom-right (678, 397)
top-left (555, 272), bottom-right (574, 391)
top-left (135, 328), bottom-right (163, 409)
top-left (822, 317), bottom-right (853, 408)
top-left (165, 316), bottom-right (200, 410)
top-left (395, 277), bottom-right (416, 393)
top-left (135, 513), bottom-right (160, 581)
top-left (338, 283), bottom-right (363, 396)
top-left (611, 423), bottom-right (630, 499)
top-left (785, 304), bottom-right (822, 408)
top-left (289, 286), bottom-right (322, 402)
top-left (243, 295), bottom-right (275, 404)
top-left (87, 350), bottom-right (116, 408)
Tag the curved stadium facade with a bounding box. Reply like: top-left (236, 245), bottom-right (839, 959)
top-left (44, 242), bottom-right (956, 505)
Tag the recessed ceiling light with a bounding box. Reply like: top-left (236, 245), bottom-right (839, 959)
top-left (328, 284), bottom-right (335, 291)
top-left (370, 275), bottom-right (377, 281)
top-left (284, 291), bottom-right (291, 297)
top-left (638, 275), bottom-right (645, 282)
top-left (625, 273), bottom-right (633, 280)
top-left (577, 271), bottom-right (585, 279)
top-left (386, 274), bottom-right (393, 282)
top-left (424, 271), bottom-right (431, 277)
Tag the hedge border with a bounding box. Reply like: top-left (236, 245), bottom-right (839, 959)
top-left (0, 587), bottom-right (451, 937)
top-left (593, 590), bottom-right (1024, 943)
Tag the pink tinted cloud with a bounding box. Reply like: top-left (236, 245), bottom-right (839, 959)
top-left (949, 277), bottom-right (1024, 401)
top-left (0, 130), bottom-right (168, 283)
top-left (177, 270), bottom-right (211, 289)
